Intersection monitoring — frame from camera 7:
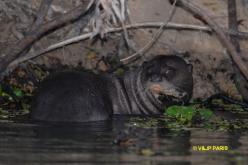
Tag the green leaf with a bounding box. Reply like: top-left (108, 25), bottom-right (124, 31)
top-left (165, 106), bottom-right (195, 123)
top-left (13, 88), bottom-right (24, 98)
top-left (165, 106), bottom-right (213, 124)
top-left (198, 108), bottom-right (213, 120)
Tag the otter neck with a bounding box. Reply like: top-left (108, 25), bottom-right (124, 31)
top-left (106, 74), bottom-right (132, 114)
top-left (122, 68), bottom-right (163, 115)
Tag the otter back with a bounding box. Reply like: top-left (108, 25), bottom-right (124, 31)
top-left (31, 71), bottom-right (112, 122)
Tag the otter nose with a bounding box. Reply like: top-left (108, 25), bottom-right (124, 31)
top-left (150, 84), bottom-right (162, 94)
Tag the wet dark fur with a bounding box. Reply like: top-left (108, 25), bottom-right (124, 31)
top-left (31, 55), bottom-right (193, 122)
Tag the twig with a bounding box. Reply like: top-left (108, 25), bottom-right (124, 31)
top-left (120, 0), bottom-right (178, 63)
top-left (171, 0), bottom-right (248, 81)
top-left (29, 0), bottom-right (54, 33)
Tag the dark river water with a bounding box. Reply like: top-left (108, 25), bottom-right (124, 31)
top-left (0, 116), bottom-right (247, 165)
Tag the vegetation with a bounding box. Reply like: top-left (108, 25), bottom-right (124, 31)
top-left (129, 103), bottom-right (248, 132)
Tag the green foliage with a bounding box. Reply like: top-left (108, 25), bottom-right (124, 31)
top-left (13, 88), bottom-right (24, 98)
top-left (0, 84), bottom-right (31, 120)
top-left (165, 105), bottom-right (213, 124)
top-left (166, 106), bottom-right (194, 123)
top-left (0, 84), bottom-right (25, 100)
top-left (0, 85), bottom-right (13, 101)
top-left (128, 102), bottom-right (248, 132)
top-left (198, 108), bottom-right (213, 120)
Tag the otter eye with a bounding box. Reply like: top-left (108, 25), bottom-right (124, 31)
top-left (164, 69), bottom-right (175, 79)
top-left (150, 75), bottom-right (162, 82)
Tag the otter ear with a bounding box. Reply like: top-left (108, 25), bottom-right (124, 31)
top-left (187, 64), bottom-right (193, 73)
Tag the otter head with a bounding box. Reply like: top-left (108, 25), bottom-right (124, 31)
top-left (140, 55), bottom-right (193, 107)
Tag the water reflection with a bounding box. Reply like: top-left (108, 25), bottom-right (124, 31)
top-left (0, 116), bottom-right (247, 165)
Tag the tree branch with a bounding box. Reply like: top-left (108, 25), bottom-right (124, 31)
top-left (169, 0), bottom-right (248, 81)
top-left (228, 0), bottom-right (240, 51)
top-left (17, 0), bottom-right (54, 64)
top-left (0, 2), bottom-right (92, 77)
top-left (228, 0), bottom-right (248, 102)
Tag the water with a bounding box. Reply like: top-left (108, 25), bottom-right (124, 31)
top-left (0, 117), bottom-right (247, 165)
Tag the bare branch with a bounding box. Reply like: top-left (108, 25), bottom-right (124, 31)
top-left (228, 0), bottom-right (248, 102)
top-left (17, 0), bottom-right (54, 63)
top-left (0, 2), bottom-right (92, 77)
top-left (120, 0), bottom-right (178, 63)
top-left (170, 0), bottom-right (248, 81)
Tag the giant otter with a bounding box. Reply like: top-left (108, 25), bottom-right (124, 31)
top-left (31, 55), bottom-right (193, 122)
